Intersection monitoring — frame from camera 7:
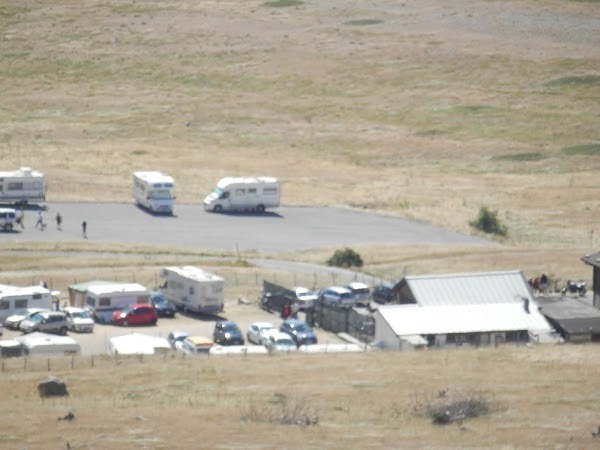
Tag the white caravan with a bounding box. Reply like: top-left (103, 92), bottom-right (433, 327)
top-left (0, 284), bottom-right (54, 322)
top-left (17, 332), bottom-right (80, 356)
top-left (0, 167), bottom-right (46, 206)
top-left (132, 171), bottom-right (175, 214)
top-left (203, 176), bottom-right (280, 213)
top-left (83, 282), bottom-right (150, 323)
top-left (159, 266), bottom-right (224, 315)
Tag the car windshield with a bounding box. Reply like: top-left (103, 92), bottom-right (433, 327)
top-left (149, 190), bottom-right (172, 200)
top-left (277, 338), bottom-right (294, 346)
top-left (292, 323), bottom-right (309, 332)
top-left (119, 307), bottom-right (133, 314)
top-left (223, 323), bottom-right (239, 332)
top-left (28, 314), bottom-right (44, 323)
top-left (153, 297), bottom-right (170, 306)
top-left (71, 312), bottom-right (91, 319)
top-left (259, 325), bottom-right (274, 333)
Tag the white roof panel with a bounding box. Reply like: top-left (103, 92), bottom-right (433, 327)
top-left (377, 302), bottom-right (553, 336)
top-left (405, 270), bottom-right (533, 306)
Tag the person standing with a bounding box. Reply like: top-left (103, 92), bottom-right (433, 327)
top-left (56, 212), bottom-right (62, 231)
top-left (35, 211), bottom-right (45, 230)
top-left (82, 220), bottom-right (87, 238)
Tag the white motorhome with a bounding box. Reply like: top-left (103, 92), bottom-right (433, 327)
top-left (0, 167), bottom-right (46, 206)
top-left (132, 171), bottom-right (175, 214)
top-left (203, 176), bottom-right (280, 213)
top-left (159, 266), bottom-right (224, 315)
top-left (0, 284), bottom-right (54, 322)
top-left (17, 332), bottom-right (80, 356)
top-left (83, 282), bottom-right (150, 324)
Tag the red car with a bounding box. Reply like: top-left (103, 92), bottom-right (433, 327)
top-left (111, 304), bottom-right (158, 326)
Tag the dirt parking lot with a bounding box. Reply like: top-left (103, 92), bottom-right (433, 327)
top-left (1, 301), bottom-right (345, 356)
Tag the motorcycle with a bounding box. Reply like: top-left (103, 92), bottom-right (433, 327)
top-left (561, 280), bottom-right (587, 297)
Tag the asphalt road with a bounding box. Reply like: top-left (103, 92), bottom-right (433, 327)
top-left (3, 202), bottom-right (491, 253)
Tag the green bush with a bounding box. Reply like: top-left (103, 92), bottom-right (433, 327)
top-left (326, 248), bottom-right (363, 268)
top-left (469, 206), bottom-right (507, 236)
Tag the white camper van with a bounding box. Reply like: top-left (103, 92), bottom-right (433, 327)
top-left (83, 282), bottom-right (150, 323)
top-left (0, 167), bottom-right (46, 206)
top-left (159, 266), bottom-right (224, 315)
top-left (203, 177), bottom-right (280, 213)
top-left (132, 171), bottom-right (175, 214)
top-left (0, 284), bottom-right (54, 323)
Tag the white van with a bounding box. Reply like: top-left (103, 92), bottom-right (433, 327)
top-left (203, 177), bottom-right (280, 213)
top-left (159, 266), bottom-right (224, 315)
top-left (132, 171), bottom-right (175, 214)
top-left (0, 208), bottom-right (17, 232)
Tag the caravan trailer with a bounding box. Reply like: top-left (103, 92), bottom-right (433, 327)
top-left (203, 177), bottom-right (280, 213)
top-left (0, 285), bottom-right (54, 323)
top-left (83, 283), bottom-right (150, 323)
top-left (0, 167), bottom-right (46, 206)
top-left (132, 171), bottom-right (175, 214)
top-left (159, 266), bottom-right (224, 315)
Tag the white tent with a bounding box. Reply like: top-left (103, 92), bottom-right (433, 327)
top-left (109, 333), bottom-right (171, 355)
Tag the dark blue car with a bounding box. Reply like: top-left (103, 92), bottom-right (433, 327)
top-left (150, 291), bottom-right (177, 318)
top-left (280, 319), bottom-right (317, 347)
top-left (213, 320), bottom-right (245, 346)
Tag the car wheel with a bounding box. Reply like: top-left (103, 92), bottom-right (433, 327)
top-left (59, 327), bottom-right (68, 336)
top-left (256, 204), bottom-right (265, 213)
top-left (4, 223), bottom-right (13, 232)
top-left (123, 320), bottom-right (129, 327)
top-left (150, 318), bottom-right (157, 325)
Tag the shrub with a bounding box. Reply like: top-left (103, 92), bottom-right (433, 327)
top-left (469, 206), bottom-right (507, 237)
top-left (240, 393), bottom-right (319, 426)
top-left (326, 248), bottom-right (363, 268)
top-left (410, 387), bottom-right (491, 425)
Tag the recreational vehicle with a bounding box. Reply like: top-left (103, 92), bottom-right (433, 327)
top-left (159, 266), bottom-right (225, 315)
top-left (83, 282), bottom-right (150, 323)
top-left (203, 176), bottom-right (280, 213)
top-left (17, 332), bottom-right (80, 356)
top-left (132, 171), bottom-right (175, 214)
top-left (0, 285), bottom-right (54, 323)
top-left (0, 167), bottom-right (46, 205)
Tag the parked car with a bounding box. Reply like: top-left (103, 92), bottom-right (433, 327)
top-left (372, 283), bottom-right (396, 304)
top-left (150, 291), bottom-right (177, 318)
top-left (19, 311), bottom-right (69, 335)
top-left (280, 319), bottom-right (318, 347)
top-left (111, 304), bottom-right (158, 326)
top-left (293, 287), bottom-right (318, 310)
top-left (4, 308), bottom-right (50, 330)
top-left (213, 320), bottom-right (245, 346)
top-left (63, 307), bottom-right (95, 333)
top-left (180, 336), bottom-right (214, 355)
top-left (318, 286), bottom-right (356, 308)
top-left (0, 207), bottom-right (17, 232)
top-left (265, 331), bottom-right (297, 352)
top-left (167, 330), bottom-right (189, 350)
top-left (347, 282), bottom-right (371, 306)
top-left (246, 321), bottom-right (276, 345)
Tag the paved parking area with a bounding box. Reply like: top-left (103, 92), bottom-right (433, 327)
top-left (1, 302), bottom-right (345, 356)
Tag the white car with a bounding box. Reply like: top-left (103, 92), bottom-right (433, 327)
top-left (63, 307), bottom-right (95, 333)
top-left (293, 287), bottom-right (318, 310)
top-left (265, 331), bottom-right (297, 352)
top-left (246, 321), bottom-right (276, 345)
top-left (4, 308), bottom-right (50, 330)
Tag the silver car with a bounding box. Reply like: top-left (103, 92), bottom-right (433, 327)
top-left (63, 307), bottom-right (95, 333)
top-left (4, 308), bottom-right (50, 330)
top-left (19, 311), bottom-right (69, 335)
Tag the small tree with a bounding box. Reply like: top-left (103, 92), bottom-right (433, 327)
top-left (326, 248), bottom-right (363, 268)
top-left (469, 206), bottom-right (507, 236)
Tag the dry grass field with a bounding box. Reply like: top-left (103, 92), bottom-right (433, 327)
top-left (1, 0), bottom-right (600, 448)
top-left (2, 346), bottom-right (600, 449)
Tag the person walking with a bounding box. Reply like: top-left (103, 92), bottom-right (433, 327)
top-left (56, 212), bottom-right (62, 231)
top-left (82, 220), bottom-right (87, 238)
top-left (16, 209), bottom-right (25, 229)
top-left (35, 211), bottom-right (46, 230)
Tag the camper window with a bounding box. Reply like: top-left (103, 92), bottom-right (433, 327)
top-left (32, 293), bottom-right (42, 300)
top-left (0, 300), bottom-right (9, 310)
top-left (263, 187), bottom-right (277, 195)
top-left (235, 188), bottom-right (245, 196)
top-left (248, 188), bottom-right (257, 194)
top-left (86, 297), bottom-right (96, 308)
top-left (99, 297), bottom-right (111, 307)
top-left (137, 296), bottom-right (149, 304)
top-left (15, 299), bottom-right (27, 308)
top-left (189, 287), bottom-right (195, 295)
top-left (8, 182), bottom-right (23, 191)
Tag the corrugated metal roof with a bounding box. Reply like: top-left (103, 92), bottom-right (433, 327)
top-left (377, 303), bottom-right (553, 336)
top-left (404, 270), bottom-right (533, 306)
